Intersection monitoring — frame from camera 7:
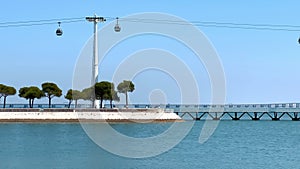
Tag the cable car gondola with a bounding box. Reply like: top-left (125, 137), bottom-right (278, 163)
top-left (56, 22), bottom-right (63, 36)
top-left (114, 17), bottom-right (121, 32)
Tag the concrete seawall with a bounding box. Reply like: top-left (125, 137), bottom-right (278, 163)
top-left (0, 108), bottom-right (182, 122)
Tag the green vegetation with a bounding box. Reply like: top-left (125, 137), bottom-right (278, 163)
top-left (19, 86), bottom-right (44, 108)
top-left (106, 89), bottom-right (120, 108)
top-left (65, 89), bottom-right (82, 108)
top-left (94, 81), bottom-right (120, 108)
top-left (0, 84), bottom-right (16, 108)
top-left (79, 81), bottom-right (120, 108)
top-left (81, 86), bottom-right (95, 103)
top-left (95, 81), bottom-right (112, 108)
top-left (0, 80), bottom-right (134, 109)
top-left (42, 82), bottom-right (62, 108)
top-left (117, 80), bottom-right (135, 108)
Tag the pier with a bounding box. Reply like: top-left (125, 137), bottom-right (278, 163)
top-left (1, 103), bottom-right (300, 121)
top-left (123, 103), bottom-right (300, 121)
top-left (167, 103), bottom-right (300, 121)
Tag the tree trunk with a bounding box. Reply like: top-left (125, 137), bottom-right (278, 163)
top-left (48, 96), bottom-right (51, 108)
top-left (91, 99), bottom-right (95, 108)
top-left (28, 99), bottom-right (31, 108)
top-left (68, 100), bottom-right (72, 108)
top-left (125, 92), bottom-right (128, 108)
top-left (3, 96), bottom-right (7, 108)
top-left (110, 99), bottom-right (113, 108)
top-left (100, 98), bottom-right (103, 108)
top-left (75, 100), bottom-right (78, 108)
top-left (31, 99), bottom-right (34, 108)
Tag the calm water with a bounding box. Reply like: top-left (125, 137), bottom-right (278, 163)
top-left (0, 121), bottom-right (299, 169)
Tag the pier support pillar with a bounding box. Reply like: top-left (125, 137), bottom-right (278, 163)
top-left (271, 112), bottom-right (280, 121)
top-left (195, 112), bottom-right (200, 121)
top-left (213, 117), bottom-right (220, 120)
top-left (292, 113), bottom-right (299, 121)
top-left (252, 112), bottom-right (260, 120)
top-left (232, 112), bottom-right (239, 120)
top-left (212, 113), bottom-right (220, 120)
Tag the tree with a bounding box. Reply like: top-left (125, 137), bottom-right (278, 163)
top-left (65, 89), bottom-right (82, 108)
top-left (117, 80), bottom-right (135, 108)
top-left (95, 81), bottom-right (113, 108)
top-left (105, 90), bottom-right (120, 108)
top-left (19, 86), bottom-right (44, 108)
top-left (42, 82), bottom-right (62, 108)
top-left (65, 89), bottom-right (73, 108)
top-left (81, 86), bottom-right (95, 107)
top-left (0, 85), bottom-right (3, 98)
top-left (100, 82), bottom-right (119, 108)
top-left (0, 84), bottom-right (16, 108)
top-left (0, 84), bottom-right (6, 106)
top-left (81, 87), bottom-right (94, 101)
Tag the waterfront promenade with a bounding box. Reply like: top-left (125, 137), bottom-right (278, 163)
top-left (1, 103), bottom-right (300, 121)
top-left (0, 107), bottom-right (181, 122)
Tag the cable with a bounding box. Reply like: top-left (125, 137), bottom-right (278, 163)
top-left (0, 17), bottom-right (116, 28)
top-left (119, 18), bottom-right (300, 32)
top-left (194, 24), bottom-right (300, 32)
top-left (119, 17), bottom-right (300, 28)
top-left (191, 21), bottom-right (300, 29)
top-left (0, 17), bottom-right (86, 28)
top-left (0, 17), bottom-right (85, 25)
top-left (1, 16), bottom-right (300, 32)
top-left (0, 20), bottom-right (85, 28)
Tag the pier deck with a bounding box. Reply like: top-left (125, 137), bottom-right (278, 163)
top-left (170, 104), bottom-right (300, 121)
top-left (1, 103), bottom-right (300, 121)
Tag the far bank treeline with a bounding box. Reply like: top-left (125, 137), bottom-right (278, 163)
top-left (0, 80), bottom-right (135, 108)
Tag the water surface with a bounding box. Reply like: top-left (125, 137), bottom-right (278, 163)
top-left (0, 121), bottom-right (299, 169)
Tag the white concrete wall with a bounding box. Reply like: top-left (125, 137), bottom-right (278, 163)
top-left (0, 109), bottom-right (181, 120)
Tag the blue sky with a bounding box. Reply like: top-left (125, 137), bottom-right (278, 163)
top-left (1, 1), bottom-right (300, 104)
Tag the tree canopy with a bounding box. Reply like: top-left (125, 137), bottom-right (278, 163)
top-left (42, 82), bottom-right (62, 108)
top-left (95, 81), bottom-right (111, 108)
top-left (0, 84), bottom-right (16, 108)
top-left (117, 80), bottom-right (135, 108)
top-left (117, 80), bottom-right (135, 94)
top-left (105, 90), bottom-right (120, 108)
top-left (81, 86), bottom-right (95, 101)
top-left (95, 81), bottom-right (119, 108)
top-left (0, 81), bottom-right (131, 109)
top-left (65, 89), bottom-right (82, 108)
top-left (19, 86), bottom-right (44, 108)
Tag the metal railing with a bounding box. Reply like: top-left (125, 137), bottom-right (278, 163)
top-left (0, 103), bottom-right (300, 109)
